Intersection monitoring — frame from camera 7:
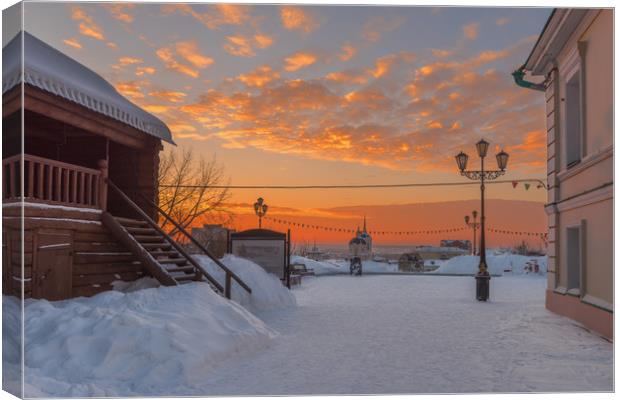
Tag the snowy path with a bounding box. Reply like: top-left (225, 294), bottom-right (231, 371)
top-left (199, 275), bottom-right (612, 395)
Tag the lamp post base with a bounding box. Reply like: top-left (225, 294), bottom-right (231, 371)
top-left (475, 271), bottom-right (491, 301)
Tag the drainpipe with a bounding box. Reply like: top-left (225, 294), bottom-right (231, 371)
top-left (512, 65), bottom-right (546, 92)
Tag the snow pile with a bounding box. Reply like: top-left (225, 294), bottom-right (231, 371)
top-left (433, 254), bottom-right (547, 276)
top-left (195, 254), bottom-right (297, 313)
top-left (291, 256), bottom-right (343, 275)
top-left (292, 257), bottom-right (398, 275)
top-left (3, 283), bottom-right (277, 397)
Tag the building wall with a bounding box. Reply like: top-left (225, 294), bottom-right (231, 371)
top-left (544, 9), bottom-right (613, 337)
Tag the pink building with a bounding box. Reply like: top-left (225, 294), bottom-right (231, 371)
top-left (517, 9), bottom-right (613, 338)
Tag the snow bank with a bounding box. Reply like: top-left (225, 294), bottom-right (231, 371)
top-left (298, 257), bottom-right (398, 274)
top-left (291, 256), bottom-right (344, 275)
top-left (433, 254), bottom-right (547, 276)
top-left (195, 254), bottom-right (297, 313)
top-left (3, 283), bottom-right (277, 397)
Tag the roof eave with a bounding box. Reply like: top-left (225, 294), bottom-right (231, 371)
top-left (524, 8), bottom-right (589, 76)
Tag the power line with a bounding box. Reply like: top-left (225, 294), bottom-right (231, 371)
top-left (160, 178), bottom-right (547, 190)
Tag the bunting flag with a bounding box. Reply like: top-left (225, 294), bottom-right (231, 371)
top-left (512, 181), bottom-right (518, 188)
top-left (524, 183), bottom-right (531, 190)
top-left (262, 217), bottom-right (546, 238)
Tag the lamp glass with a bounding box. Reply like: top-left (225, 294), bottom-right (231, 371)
top-left (476, 139), bottom-right (490, 158)
top-left (455, 151), bottom-right (469, 171)
top-left (496, 150), bottom-right (509, 171)
top-left (464, 215), bottom-right (470, 224)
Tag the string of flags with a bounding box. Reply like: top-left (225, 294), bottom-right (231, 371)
top-left (511, 181), bottom-right (545, 190)
top-left (263, 216), bottom-right (547, 238)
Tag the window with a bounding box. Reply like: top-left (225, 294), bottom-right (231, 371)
top-left (565, 69), bottom-right (582, 168)
top-left (566, 226), bottom-right (581, 295)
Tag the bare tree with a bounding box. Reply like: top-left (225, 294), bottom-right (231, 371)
top-left (158, 149), bottom-right (232, 238)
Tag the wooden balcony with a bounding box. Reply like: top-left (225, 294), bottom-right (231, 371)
top-left (2, 154), bottom-right (107, 209)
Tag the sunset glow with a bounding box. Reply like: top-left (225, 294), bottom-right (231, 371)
top-left (19, 3), bottom-right (552, 245)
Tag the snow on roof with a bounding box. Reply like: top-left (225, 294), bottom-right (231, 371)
top-left (2, 32), bottom-right (174, 144)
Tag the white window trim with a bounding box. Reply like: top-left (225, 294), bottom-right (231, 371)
top-left (559, 46), bottom-right (585, 171)
top-left (564, 221), bottom-right (585, 297)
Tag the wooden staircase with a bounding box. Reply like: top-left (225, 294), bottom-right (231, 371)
top-left (105, 215), bottom-right (202, 285)
top-left (101, 179), bottom-right (251, 299)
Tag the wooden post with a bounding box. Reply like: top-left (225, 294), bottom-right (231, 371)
top-left (98, 159), bottom-right (108, 210)
top-left (225, 273), bottom-right (232, 299)
top-left (286, 229), bottom-right (291, 289)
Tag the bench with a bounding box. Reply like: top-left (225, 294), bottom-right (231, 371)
top-left (290, 263), bottom-right (315, 276)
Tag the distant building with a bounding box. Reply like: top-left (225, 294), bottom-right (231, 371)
top-left (398, 253), bottom-right (423, 272)
top-left (306, 241), bottom-right (325, 261)
top-left (190, 224), bottom-right (233, 258)
top-left (413, 246), bottom-right (468, 261)
top-left (348, 216), bottom-right (372, 260)
top-left (518, 9), bottom-right (612, 338)
top-left (440, 240), bottom-right (471, 252)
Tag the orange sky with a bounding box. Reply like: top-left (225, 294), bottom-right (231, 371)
top-left (19, 4), bottom-right (552, 246)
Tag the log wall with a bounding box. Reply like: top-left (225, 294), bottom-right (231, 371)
top-left (2, 204), bottom-right (148, 299)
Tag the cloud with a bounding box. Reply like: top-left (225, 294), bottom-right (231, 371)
top-left (115, 81), bottom-right (145, 100)
top-left (63, 38), bottom-right (82, 49)
top-left (223, 35), bottom-right (255, 57)
top-left (118, 56), bottom-right (143, 66)
top-left (431, 49), bottom-right (452, 58)
top-left (280, 6), bottom-right (320, 34)
top-left (362, 15), bottom-right (407, 43)
top-left (175, 41), bottom-right (214, 68)
top-left (161, 3), bottom-right (252, 30)
top-left (71, 6), bottom-right (105, 41)
top-left (222, 33), bottom-right (274, 57)
top-left (325, 69), bottom-right (368, 85)
top-left (463, 22), bottom-right (479, 40)
top-left (370, 52), bottom-right (416, 78)
top-left (101, 3), bottom-right (135, 23)
top-left (173, 37), bottom-right (545, 173)
top-left (284, 52), bottom-right (318, 71)
top-left (148, 90), bottom-right (187, 103)
top-left (156, 47), bottom-right (199, 78)
top-left (135, 66), bottom-right (156, 76)
top-left (155, 42), bottom-right (214, 77)
top-left (254, 34), bottom-right (274, 49)
top-left (339, 43), bottom-right (356, 61)
top-left (237, 65), bottom-right (281, 87)
top-left (496, 17), bottom-right (510, 26)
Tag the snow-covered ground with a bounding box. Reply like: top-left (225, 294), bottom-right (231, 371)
top-left (293, 254), bottom-right (547, 277)
top-left (2, 255), bottom-right (296, 397)
top-left (433, 254), bottom-right (547, 275)
top-left (291, 256), bottom-right (398, 275)
top-left (196, 275), bottom-right (613, 395)
top-left (196, 254), bottom-right (297, 313)
top-left (3, 261), bottom-right (612, 396)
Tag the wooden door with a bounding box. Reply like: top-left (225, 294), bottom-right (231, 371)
top-left (33, 230), bottom-right (73, 300)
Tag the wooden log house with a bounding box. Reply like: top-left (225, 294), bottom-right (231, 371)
top-left (2, 32), bottom-right (251, 300)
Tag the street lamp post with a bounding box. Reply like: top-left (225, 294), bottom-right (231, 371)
top-left (464, 210), bottom-right (479, 256)
top-left (254, 197), bottom-right (268, 229)
top-left (455, 139), bottom-right (509, 301)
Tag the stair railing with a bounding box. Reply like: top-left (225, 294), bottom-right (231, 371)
top-left (105, 179), bottom-right (226, 295)
top-left (138, 193), bottom-right (252, 298)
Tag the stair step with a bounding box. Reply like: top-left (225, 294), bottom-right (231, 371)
top-left (174, 274), bottom-right (198, 282)
top-left (142, 243), bottom-right (173, 250)
top-left (159, 258), bottom-right (188, 265)
top-left (166, 266), bottom-right (195, 273)
top-left (134, 235), bottom-right (166, 243)
top-left (126, 227), bottom-right (158, 235)
top-left (149, 250), bottom-right (181, 257)
top-left (115, 217), bottom-right (149, 227)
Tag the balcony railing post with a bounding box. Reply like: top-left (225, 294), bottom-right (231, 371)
top-left (98, 159), bottom-right (108, 211)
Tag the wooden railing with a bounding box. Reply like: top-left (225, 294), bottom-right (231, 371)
top-left (107, 179), bottom-right (251, 299)
top-left (139, 193), bottom-right (253, 297)
top-left (2, 154), bottom-right (106, 209)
